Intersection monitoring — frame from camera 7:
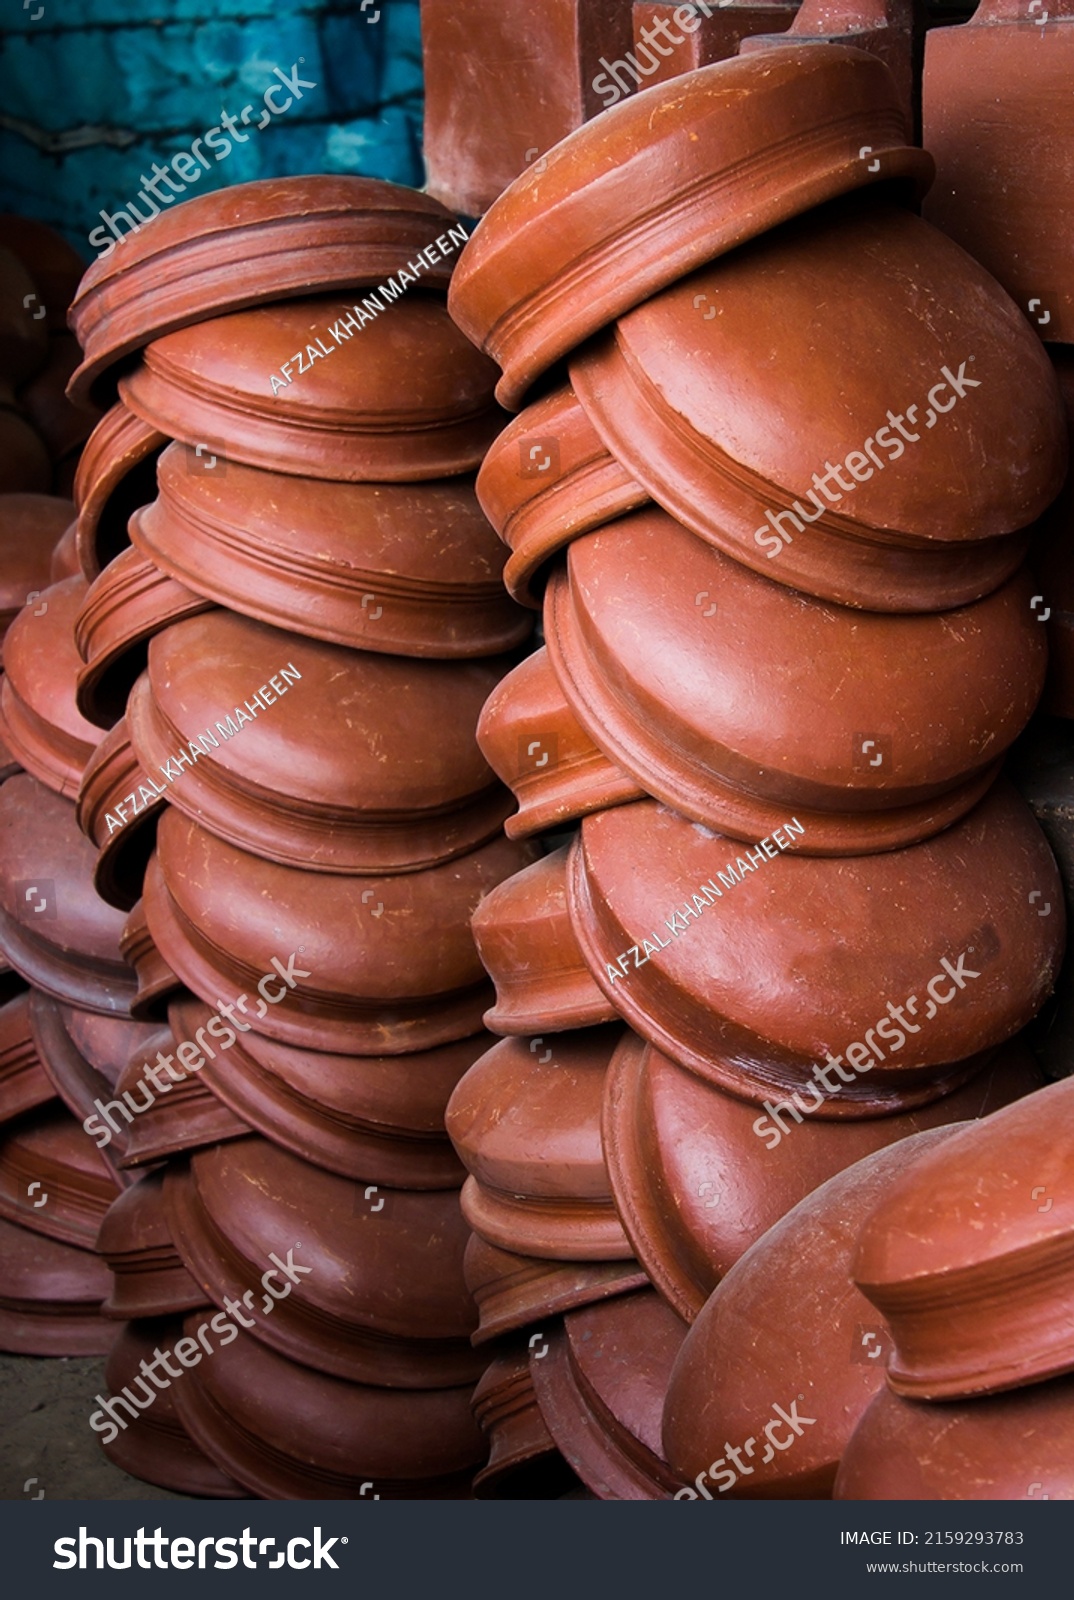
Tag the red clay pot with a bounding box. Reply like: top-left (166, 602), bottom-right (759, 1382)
top-left (0, 494), bottom-right (74, 644)
top-left (114, 1021), bottom-right (250, 1169)
top-left (464, 1232), bottom-right (649, 1345)
top-left (49, 520), bottom-right (81, 582)
top-left (120, 898), bottom-right (182, 1023)
top-left (472, 1341), bottom-right (576, 1500)
top-left (76, 715), bottom-right (161, 913)
top-left (632, 2), bottom-right (797, 80)
top-left (0, 575), bottom-right (101, 797)
top-left (96, 1170), bottom-right (210, 1320)
top-left (0, 990), bottom-right (52, 1125)
top-left (73, 402), bottom-right (166, 581)
top-left (0, 1212), bottom-right (115, 1356)
top-left (740, 0), bottom-right (916, 131)
top-left (0, 214), bottom-right (85, 337)
top-left (0, 1102), bottom-right (120, 1249)
top-left (0, 410), bottom-right (50, 496)
top-left (18, 334), bottom-right (98, 469)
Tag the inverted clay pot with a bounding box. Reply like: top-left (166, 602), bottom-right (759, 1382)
top-left (0, 1102), bottom-right (121, 1249)
top-left (132, 443), bottom-right (532, 658)
top-left (472, 1341), bottom-right (576, 1500)
top-left (566, 782), bottom-right (1063, 1112)
top-left (170, 993), bottom-right (473, 1188)
top-left (173, 1321), bottom-right (484, 1500)
top-left (0, 774), bottom-right (137, 1014)
top-left (97, 1170), bottom-right (210, 1319)
top-left (114, 1020), bottom-right (250, 1169)
top-left (853, 1073), bottom-right (1074, 1399)
top-left (464, 1232), bottom-right (649, 1345)
top-left (449, 44), bottom-right (932, 410)
top-left (68, 175), bottom-right (465, 408)
top-left (76, 716), bottom-right (161, 913)
top-left (530, 1288), bottom-right (688, 1499)
top-left (120, 293), bottom-right (503, 483)
top-left (448, 1026), bottom-right (632, 1260)
top-left (475, 384), bottom-right (647, 607)
top-left (120, 898), bottom-right (182, 1023)
top-left (74, 547), bottom-right (214, 731)
top-left (73, 402), bottom-right (166, 581)
top-left (603, 1031), bottom-right (1045, 1322)
top-left (472, 846), bottom-right (618, 1035)
top-left (545, 511), bottom-right (1043, 851)
top-left (0, 1212), bottom-right (115, 1356)
top-left (0, 493), bottom-right (75, 642)
top-left (49, 520), bottom-right (81, 582)
top-left (127, 609), bottom-right (514, 873)
top-left (145, 808), bottom-right (532, 1053)
top-left (662, 1125), bottom-right (961, 1499)
top-left (164, 1136), bottom-right (484, 1388)
top-left (477, 647), bottom-right (643, 839)
top-left (569, 195), bottom-right (1065, 611)
top-left (0, 575), bottom-right (102, 796)
top-left (835, 1373), bottom-right (1074, 1500)
top-left (0, 990), bottom-right (52, 1125)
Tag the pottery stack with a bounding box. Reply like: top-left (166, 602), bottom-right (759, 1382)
top-left (33, 174), bottom-right (539, 1499)
top-left (444, 47), bottom-right (1068, 1496)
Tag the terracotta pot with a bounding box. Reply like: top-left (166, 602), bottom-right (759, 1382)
top-left (923, 0), bottom-right (1074, 349)
top-left (101, 1318), bottom-right (247, 1498)
top-left (476, 386), bottom-right (646, 611)
top-left (567, 782), bottom-right (1063, 1111)
top-left (76, 716), bottom-right (161, 913)
top-left (18, 334), bottom-right (99, 467)
top-left (164, 1136), bottom-right (484, 1387)
top-left (74, 548), bottom-right (214, 731)
top-left (465, 1232), bottom-right (649, 1345)
top-left (472, 1341), bottom-right (578, 1500)
top-left (604, 1031), bottom-right (1045, 1322)
top-left (170, 993), bottom-right (473, 1189)
top-left (0, 989), bottom-right (52, 1125)
top-left (0, 214), bottom-right (85, 336)
top-left (49, 520), bottom-right (81, 582)
top-left (127, 609), bottom-right (514, 874)
top-left (0, 1102), bottom-right (120, 1249)
top-left (0, 494), bottom-right (75, 643)
top-left (477, 646), bottom-right (643, 839)
top-left (69, 175), bottom-right (465, 408)
top-left (448, 1026), bottom-right (631, 1260)
top-left (0, 410), bottom-right (50, 496)
top-left (835, 1374), bottom-right (1074, 1500)
top-left (73, 402), bottom-right (166, 582)
top-left (570, 195), bottom-right (1065, 611)
top-left (0, 774), bottom-right (136, 1015)
top-left (0, 575), bottom-right (101, 796)
top-left (173, 1320), bottom-right (484, 1499)
top-left (96, 1170), bottom-right (210, 1320)
top-left (472, 845), bottom-right (618, 1035)
top-left (1032, 352), bottom-right (1074, 718)
top-left (632, 1), bottom-right (798, 81)
top-left (0, 1212), bottom-right (115, 1356)
top-left (546, 511), bottom-right (1043, 851)
top-left (120, 294), bottom-right (503, 483)
top-left (114, 1021), bottom-right (250, 1169)
top-left (449, 45), bottom-right (931, 410)
top-left (0, 247), bottom-right (49, 389)
top-left (132, 443), bottom-right (532, 659)
top-left (120, 898), bottom-right (182, 1022)
top-left (740, 0), bottom-right (917, 133)
top-left (853, 1073), bottom-right (1074, 1399)
top-left (530, 1288), bottom-right (689, 1498)
top-left (146, 809), bottom-right (531, 1053)
top-left (662, 1125), bottom-right (960, 1499)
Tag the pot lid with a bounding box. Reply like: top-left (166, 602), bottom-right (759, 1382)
top-left (73, 402), bottom-right (166, 581)
top-left (0, 1102), bottom-right (121, 1249)
top-left (0, 575), bottom-right (102, 796)
top-left (464, 1231), bottom-right (649, 1345)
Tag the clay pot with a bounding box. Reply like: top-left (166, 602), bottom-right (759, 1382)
top-left (114, 1021), bottom-right (250, 1169)
top-left (923, 0), bottom-right (1074, 349)
top-left (18, 334), bottom-right (99, 468)
top-left (146, 809), bottom-right (531, 1053)
top-left (127, 609), bottom-right (514, 874)
top-left (0, 1212), bottom-right (115, 1356)
top-left (475, 384), bottom-right (646, 608)
top-left (69, 175), bottom-right (465, 407)
top-left (835, 1374), bottom-right (1074, 1500)
top-left (853, 1073), bottom-right (1074, 1399)
top-left (477, 646), bottom-right (643, 839)
top-left (101, 1318), bottom-right (246, 1498)
top-left (0, 575), bottom-right (101, 796)
top-left (132, 443), bottom-right (532, 658)
top-left (547, 512), bottom-right (1043, 852)
top-left (74, 403), bottom-right (166, 581)
top-left (632, 1), bottom-right (798, 81)
top-left (169, 993), bottom-right (473, 1189)
top-left (567, 782), bottom-right (1064, 1112)
top-left (740, 0), bottom-right (917, 132)
top-left (0, 990), bottom-right (52, 1125)
top-left (465, 1232), bottom-right (649, 1345)
top-left (530, 1288), bottom-right (688, 1498)
top-left (96, 1171), bottom-right (209, 1319)
top-left (49, 520), bottom-right (80, 582)
top-left (1032, 351), bottom-right (1074, 718)
top-left (0, 494), bottom-right (74, 643)
top-left (120, 898), bottom-right (182, 1022)
top-left (173, 1321), bottom-right (484, 1499)
top-left (570, 195), bottom-right (1065, 611)
top-left (448, 1026), bottom-right (631, 1260)
top-left (0, 214), bottom-right (85, 336)
top-left (0, 247), bottom-right (49, 390)
top-left (604, 1032), bottom-right (1044, 1322)
top-left (0, 410), bottom-right (50, 495)
top-left (472, 1341), bottom-right (578, 1500)
top-left (472, 846), bottom-right (617, 1034)
top-left (120, 294), bottom-right (503, 483)
top-left (76, 716), bottom-right (161, 913)
top-left (0, 775), bottom-right (136, 1015)
top-left (449, 45), bottom-right (931, 410)
top-left (0, 1102), bottom-right (121, 1249)
top-left (164, 1136), bottom-right (484, 1388)
top-left (74, 548), bottom-right (214, 731)
top-left (662, 1125), bottom-right (960, 1499)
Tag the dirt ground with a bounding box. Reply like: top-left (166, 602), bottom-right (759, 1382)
top-left (0, 1353), bottom-right (186, 1501)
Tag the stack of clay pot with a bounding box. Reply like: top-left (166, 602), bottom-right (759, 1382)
top-left (443, 47), bottom-right (1068, 1496)
top-left (53, 175), bottom-right (538, 1499)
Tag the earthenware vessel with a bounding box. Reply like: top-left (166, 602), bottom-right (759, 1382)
top-left (464, 1232), bottom-right (649, 1345)
top-left (120, 899), bottom-right (182, 1022)
top-left (76, 716), bottom-right (160, 912)
top-left (18, 334), bottom-right (98, 470)
top-left (96, 1171), bottom-right (209, 1319)
top-left (114, 1021), bottom-right (250, 1169)
top-left (0, 1102), bottom-right (121, 1249)
top-left (740, 0), bottom-right (917, 131)
top-left (73, 403), bottom-right (166, 581)
top-left (0, 990), bottom-right (51, 1125)
top-left (472, 1341), bottom-right (577, 1500)
top-left (0, 411), bottom-right (50, 495)
top-left (0, 575), bottom-right (101, 796)
top-left (0, 247), bottom-right (48, 390)
top-left (49, 520), bottom-right (81, 582)
top-left (632, 1), bottom-right (798, 81)
top-left (0, 1212), bottom-right (115, 1356)
top-left (0, 494), bottom-right (74, 642)
top-left (0, 214), bottom-right (85, 335)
